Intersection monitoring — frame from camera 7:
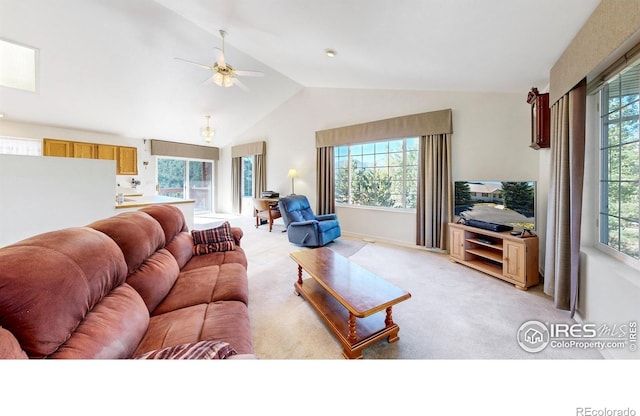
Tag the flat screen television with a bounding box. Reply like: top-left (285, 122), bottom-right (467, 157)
top-left (454, 180), bottom-right (536, 231)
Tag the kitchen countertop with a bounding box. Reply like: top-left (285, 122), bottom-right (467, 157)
top-left (115, 195), bottom-right (196, 209)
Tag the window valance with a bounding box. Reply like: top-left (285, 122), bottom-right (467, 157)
top-left (315, 109), bottom-right (452, 148)
top-left (150, 139), bottom-right (219, 160)
top-left (231, 141), bottom-right (266, 158)
top-left (550, 0), bottom-right (640, 105)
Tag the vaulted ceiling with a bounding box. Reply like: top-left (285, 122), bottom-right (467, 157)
top-left (0, 0), bottom-right (600, 147)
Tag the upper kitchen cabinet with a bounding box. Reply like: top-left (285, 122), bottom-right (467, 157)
top-left (43, 138), bottom-right (72, 157)
top-left (97, 144), bottom-right (118, 161)
top-left (43, 138), bottom-right (138, 175)
top-left (73, 142), bottom-right (97, 159)
top-left (117, 146), bottom-right (138, 175)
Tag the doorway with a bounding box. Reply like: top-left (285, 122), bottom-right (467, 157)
top-left (157, 157), bottom-right (214, 214)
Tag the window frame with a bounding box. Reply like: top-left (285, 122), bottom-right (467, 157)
top-left (597, 60), bottom-right (640, 268)
top-left (334, 137), bottom-right (418, 211)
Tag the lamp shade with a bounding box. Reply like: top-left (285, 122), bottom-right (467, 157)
top-left (287, 168), bottom-right (298, 178)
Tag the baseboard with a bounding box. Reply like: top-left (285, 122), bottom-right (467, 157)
top-left (341, 231), bottom-right (447, 254)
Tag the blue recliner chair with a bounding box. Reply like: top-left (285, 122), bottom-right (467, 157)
top-left (278, 195), bottom-right (341, 247)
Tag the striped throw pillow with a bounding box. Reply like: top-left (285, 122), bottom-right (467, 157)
top-left (191, 221), bottom-right (236, 254)
top-left (134, 340), bottom-right (237, 359)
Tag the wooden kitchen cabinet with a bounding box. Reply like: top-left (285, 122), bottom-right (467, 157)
top-left (73, 142), bottom-right (97, 159)
top-left (43, 138), bottom-right (137, 175)
top-left (43, 138), bottom-right (73, 157)
top-left (117, 146), bottom-right (138, 175)
top-left (97, 144), bottom-right (118, 161)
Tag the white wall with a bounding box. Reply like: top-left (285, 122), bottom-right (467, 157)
top-left (221, 87), bottom-right (540, 246)
top-left (0, 154), bottom-right (116, 247)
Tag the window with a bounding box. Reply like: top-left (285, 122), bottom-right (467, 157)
top-left (599, 61), bottom-right (640, 261)
top-left (0, 136), bottom-right (41, 156)
top-left (335, 137), bottom-right (418, 209)
top-left (0, 39), bottom-right (37, 92)
top-left (242, 155), bottom-right (253, 197)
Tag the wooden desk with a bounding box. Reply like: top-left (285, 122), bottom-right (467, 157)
top-left (290, 248), bottom-right (411, 359)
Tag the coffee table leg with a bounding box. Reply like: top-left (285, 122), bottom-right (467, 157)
top-left (343, 313), bottom-right (364, 359)
top-left (385, 307), bottom-right (400, 343)
top-left (294, 265), bottom-right (303, 296)
top-left (348, 313), bottom-right (357, 344)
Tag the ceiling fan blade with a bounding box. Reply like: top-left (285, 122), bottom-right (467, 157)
top-left (232, 77), bottom-right (250, 92)
top-left (234, 70), bottom-right (264, 77)
top-left (214, 47), bottom-right (226, 68)
top-left (174, 57), bottom-right (213, 71)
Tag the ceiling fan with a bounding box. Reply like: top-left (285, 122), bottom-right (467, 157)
top-left (175, 29), bottom-right (264, 91)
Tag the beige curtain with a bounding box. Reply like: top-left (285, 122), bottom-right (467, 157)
top-left (230, 141), bottom-right (266, 214)
top-left (316, 147), bottom-right (335, 214)
top-left (254, 153), bottom-right (266, 198)
top-left (544, 79), bottom-right (587, 315)
top-left (416, 134), bottom-right (452, 250)
top-left (231, 157), bottom-right (242, 214)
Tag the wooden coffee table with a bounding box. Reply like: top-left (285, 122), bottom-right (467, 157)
top-left (290, 247), bottom-right (411, 359)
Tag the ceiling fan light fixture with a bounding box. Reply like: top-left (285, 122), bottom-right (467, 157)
top-left (213, 72), bottom-right (233, 88)
top-left (201, 115), bottom-right (215, 143)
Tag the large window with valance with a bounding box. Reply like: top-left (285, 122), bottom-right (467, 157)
top-left (316, 108), bottom-right (453, 250)
top-left (335, 137), bottom-right (419, 209)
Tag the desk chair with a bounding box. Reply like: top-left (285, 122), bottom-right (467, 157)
top-left (253, 198), bottom-right (282, 232)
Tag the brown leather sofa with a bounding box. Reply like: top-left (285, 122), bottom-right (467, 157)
top-left (0, 204), bottom-right (254, 359)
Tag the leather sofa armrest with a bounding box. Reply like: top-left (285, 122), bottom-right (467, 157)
top-left (230, 227), bottom-right (243, 247)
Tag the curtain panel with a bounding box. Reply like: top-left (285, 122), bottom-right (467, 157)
top-left (254, 153), bottom-right (266, 199)
top-left (316, 147), bottom-right (334, 215)
top-left (230, 141), bottom-right (266, 214)
top-left (416, 134), bottom-right (452, 250)
top-left (544, 79), bottom-right (587, 315)
top-left (231, 157), bottom-right (242, 214)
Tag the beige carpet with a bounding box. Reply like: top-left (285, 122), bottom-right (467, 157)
top-left (221, 215), bottom-right (603, 360)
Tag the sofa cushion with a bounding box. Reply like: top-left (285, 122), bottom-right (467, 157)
top-left (134, 301), bottom-right (253, 356)
top-left (127, 248), bottom-right (180, 313)
top-left (139, 204), bottom-right (188, 245)
top-left (133, 339), bottom-right (237, 359)
top-left (165, 231), bottom-right (194, 269)
top-left (0, 227), bottom-right (134, 358)
top-left (48, 284), bottom-right (150, 359)
top-left (181, 245), bottom-right (248, 271)
top-left (192, 222), bottom-right (236, 254)
top-left (152, 263), bottom-right (249, 315)
top-left (88, 211), bottom-right (166, 275)
top-left (152, 266), bottom-right (218, 315)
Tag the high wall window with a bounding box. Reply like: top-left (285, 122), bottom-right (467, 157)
top-left (599, 61), bottom-right (640, 261)
top-left (335, 137), bottom-right (418, 209)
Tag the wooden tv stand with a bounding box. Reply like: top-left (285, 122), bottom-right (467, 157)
top-left (448, 222), bottom-right (539, 290)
